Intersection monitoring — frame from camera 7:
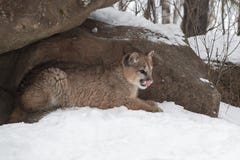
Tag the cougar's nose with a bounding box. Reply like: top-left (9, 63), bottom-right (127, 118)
top-left (146, 76), bottom-right (153, 82)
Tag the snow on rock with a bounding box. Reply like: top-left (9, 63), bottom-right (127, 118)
top-left (91, 27), bottom-right (98, 33)
top-left (200, 78), bottom-right (211, 83)
top-left (1, 102), bottom-right (240, 160)
top-left (199, 78), bottom-right (214, 88)
top-left (81, 0), bottom-right (91, 7)
top-left (89, 7), bottom-right (185, 46)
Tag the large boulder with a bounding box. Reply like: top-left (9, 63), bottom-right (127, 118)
top-left (0, 19), bottom-right (221, 124)
top-left (0, 0), bottom-right (118, 54)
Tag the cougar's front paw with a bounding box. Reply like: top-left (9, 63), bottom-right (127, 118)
top-left (151, 106), bottom-right (163, 112)
top-left (145, 100), bottom-right (163, 112)
top-left (157, 106), bottom-right (163, 112)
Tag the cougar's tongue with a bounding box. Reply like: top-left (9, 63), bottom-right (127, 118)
top-left (146, 80), bottom-right (153, 87)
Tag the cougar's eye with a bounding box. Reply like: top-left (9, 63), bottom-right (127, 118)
top-left (139, 69), bottom-right (146, 74)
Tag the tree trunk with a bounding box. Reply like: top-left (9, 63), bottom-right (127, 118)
top-left (161, 0), bottom-right (170, 24)
top-left (173, 0), bottom-right (184, 24)
top-left (118, 0), bottom-right (128, 11)
top-left (134, 0), bottom-right (138, 16)
top-left (144, 0), bottom-right (151, 20)
top-left (238, 17), bottom-right (240, 36)
top-left (238, 0), bottom-right (240, 36)
top-left (221, 0), bottom-right (225, 35)
top-left (144, 0), bottom-right (158, 24)
top-left (207, 0), bottom-right (216, 28)
top-left (181, 0), bottom-right (209, 37)
top-left (152, 0), bottom-right (158, 24)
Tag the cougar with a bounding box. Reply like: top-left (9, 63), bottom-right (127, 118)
top-left (9, 51), bottom-right (162, 123)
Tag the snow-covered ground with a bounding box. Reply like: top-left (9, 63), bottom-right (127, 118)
top-left (1, 102), bottom-right (240, 160)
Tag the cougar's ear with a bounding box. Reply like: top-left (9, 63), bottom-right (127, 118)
top-left (123, 52), bottom-right (139, 66)
top-left (147, 50), bottom-right (154, 59)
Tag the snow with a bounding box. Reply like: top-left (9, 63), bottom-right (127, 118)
top-left (89, 7), bottom-right (185, 46)
top-left (219, 102), bottom-right (240, 126)
top-left (200, 78), bottom-right (211, 84)
top-left (1, 102), bottom-right (240, 160)
top-left (81, 0), bottom-right (91, 7)
top-left (91, 27), bottom-right (98, 33)
top-left (188, 29), bottom-right (240, 64)
top-left (199, 78), bottom-right (214, 88)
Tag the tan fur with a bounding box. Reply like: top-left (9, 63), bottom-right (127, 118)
top-left (9, 51), bottom-right (162, 123)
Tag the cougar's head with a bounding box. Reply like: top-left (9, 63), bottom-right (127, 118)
top-left (122, 51), bottom-right (154, 90)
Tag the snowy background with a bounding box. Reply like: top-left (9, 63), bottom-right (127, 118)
top-left (188, 29), bottom-right (240, 64)
top-left (1, 7), bottom-right (240, 160)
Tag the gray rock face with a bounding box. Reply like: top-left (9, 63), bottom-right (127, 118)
top-left (0, 0), bottom-right (118, 54)
top-left (0, 19), bottom-right (221, 124)
top-left (0, 89), bottom-right (13, 123)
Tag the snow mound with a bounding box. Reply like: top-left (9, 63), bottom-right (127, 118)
top-left (90, 7), bottom-right (185, 46)
top-left (1, 102), bottom-right (240, 160)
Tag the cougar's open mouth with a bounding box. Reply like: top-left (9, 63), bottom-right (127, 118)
top-left (140, 79), bottom-right (153, 88)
